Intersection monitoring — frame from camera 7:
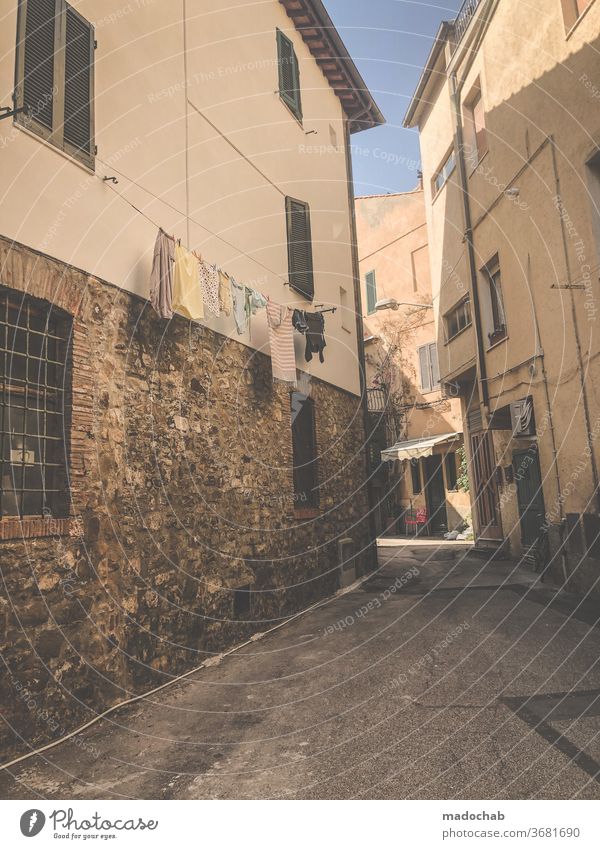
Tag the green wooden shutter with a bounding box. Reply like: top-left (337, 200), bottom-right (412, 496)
top-left (277, 29), bottom-right (302, 120)
top-left (418, 344), bottom-right (431, 392)
top-left (366, 271), bottom-right (377, 314)
top-left (286, 197), bottom-right (314, 300)
top-left (22, 0), bottom-right (57, 130)
top-left (429, 342), bottom-right (440, 387)
top-left (63, 5), bottom-right (94, 160)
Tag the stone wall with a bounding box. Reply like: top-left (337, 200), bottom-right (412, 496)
top-left (0, 237), bottom-right (374, 760)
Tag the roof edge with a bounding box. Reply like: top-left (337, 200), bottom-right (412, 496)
top-left (403, 21), bottom-right (452, 129)
top-left (280, 0), bottom-right (385, 133)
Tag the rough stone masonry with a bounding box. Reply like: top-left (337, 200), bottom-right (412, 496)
top-left (0, 236), bottom-right (374, 760)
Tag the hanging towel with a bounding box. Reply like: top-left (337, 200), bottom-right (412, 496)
top-left (218, 270), bottom-right (233, 317)
top-left (149, 228), bottom-right (174, 319)
top-left (231, 279), bottom-right (247, 334)
top-left (204, 263), bottom-right (220, 317)
top-left (304, 311), bottom-right (327, 363)
top-left (266, 298), bottom-right (297, 386)
top-left (172, 244), bottom-right (204, 320)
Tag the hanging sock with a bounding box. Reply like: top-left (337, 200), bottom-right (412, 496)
top-left (266, 298), bottom-right (297, 387)
top-left (218, 270), bottom-right (233, 317)
top-left (304, 311), bottom-right (326, 363)
top-left (231, 279), bottom-right (247, 334)
top-left (149, 228), bottom-right (174, 319)
top-left (172, 244), bottom-right (204, 320)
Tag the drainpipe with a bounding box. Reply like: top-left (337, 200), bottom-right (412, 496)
top-left (449, 71), bottom-right (489, 414)
top-left (343, 120), bottom-right (378, 559)
top-left (550, 138), bottom-right (600, 512)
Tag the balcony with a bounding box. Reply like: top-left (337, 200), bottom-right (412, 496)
top-left (367, 388), bottom-right (388, 413)
top-left (452, 0), bottom-right (484, 52)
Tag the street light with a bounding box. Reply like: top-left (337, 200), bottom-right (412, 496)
top-left (374, 298), bottom-right (433, 312)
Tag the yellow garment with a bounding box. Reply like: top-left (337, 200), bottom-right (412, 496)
top-left (172, 245), bottom-right (204, 320)
top-left (218, 269), bottom-right (233, 317)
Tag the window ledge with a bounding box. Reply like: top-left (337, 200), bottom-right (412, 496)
top-left (468, 149), bottom-right (489, 177)
top-left (486, 331), bottom-right (508, 351)
top-left (0, 516), bottom-right (80, 541)
top-left (14, 119), bottom-right (95, 174)
top-left (294, 507), bottom-right (320, 520)
top-left (444, 321), bottom-right (473, 345)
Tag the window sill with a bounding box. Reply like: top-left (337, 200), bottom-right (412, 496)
top-left (14, 119), bottom-right (95, 174)
top-left (0, 516), bottom-right (79, 541)
top-left (468, 148), bottom-right (489, 177)
top-left (294, 507), bottom-right (320, 520)
top-left (486, 331), bottom-right (508, 351)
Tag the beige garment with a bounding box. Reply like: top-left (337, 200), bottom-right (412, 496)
top-left (172, 244), bottom-right (204, 320)
top-left (218, 270), bottom-right (233, 317)
top-left (266, 298), bottom-right (297, 386)
top-left (149, 228), bottom-right (174, 319)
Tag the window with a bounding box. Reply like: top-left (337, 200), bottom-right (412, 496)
top-left (417, 342), bottom-right (440, 393)
top-left (561, 0), bottom-right (593, 29)
top-left (432, 149), bottom-right (456, 195)
top-left (277, 29), bottom-right (302, 121)
top-left (445, 298), bottom-right (472, 340)
top-left (0, 288), bottom-right (72, 519)
top-left (445, 453), bottom-right (458, 491)
top-left (482, 258), bottom-right (507, 345)
top-left (365, 270), bottom-right (377, 314)
top-left (291, 392), bottom-right (319, 508)
top-left (464, 83), bottom-right (487, 168)
top-left (15, 0), bottom-right (95, 168)
top-left (410, 459), bottom-right (422, 494)
top-left (285, 197), bottom-right (314, 300)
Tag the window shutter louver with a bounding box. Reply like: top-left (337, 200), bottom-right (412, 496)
top-left (366, 271), bottom-right (377, 314)
top-left (277, 29), bottom-right (302, 120)
top-left (286, 197), bottom-right (314, 300)
top-left (22, 0), bottom-right (56, 130)
top-left (418, 345), bottom-right (431, 392)
top-left (63, 6), bottom-right (93, 155)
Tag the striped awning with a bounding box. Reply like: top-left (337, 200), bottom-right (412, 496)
top-left (381, 432), bottom-right (462, 462)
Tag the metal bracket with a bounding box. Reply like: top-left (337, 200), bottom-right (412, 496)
top-left (0, 105), bottom-right (30, 121)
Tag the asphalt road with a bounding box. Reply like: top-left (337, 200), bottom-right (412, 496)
top-left (2, 541), bottom-right (600, 800)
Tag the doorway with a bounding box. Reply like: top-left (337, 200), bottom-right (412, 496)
top-left (513, 446), bottom-right (546, 545)
top-left (424, 455), bottom-right (448, 535)
top-left (470, 430), bottom-right (503, 540)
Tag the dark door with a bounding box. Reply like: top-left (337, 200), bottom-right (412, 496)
top-left (470, 430), bottom-right (503, 540)
top-left (424, 455), bottom-right (448, 534)
top-left (513, 446), bottom-right (546, 545)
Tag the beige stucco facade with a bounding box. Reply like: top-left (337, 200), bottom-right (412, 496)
top-left (0, 0), bottom-right (380, 396)
top-left (356, 188), bottom-right (470, 536)
top-left (405, 0), bottom-right (600, 589)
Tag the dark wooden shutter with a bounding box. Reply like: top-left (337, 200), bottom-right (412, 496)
top-left (22, 0), bottom-right (57, 130)
top-left (277, 29), bottom-right (302, 119)
top-left (286, 197), bottom-right (314, 300)
top-left (63, 5), bottom-right (94, 156)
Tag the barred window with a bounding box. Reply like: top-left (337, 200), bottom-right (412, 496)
top-left (0, 288), bottom-right (72, 519)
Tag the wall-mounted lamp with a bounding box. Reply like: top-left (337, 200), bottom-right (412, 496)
top-left (374, 298), bottom-right (433, 312)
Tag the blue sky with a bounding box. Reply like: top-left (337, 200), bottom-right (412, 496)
top-left (324, 0), bottom-right (463, 196)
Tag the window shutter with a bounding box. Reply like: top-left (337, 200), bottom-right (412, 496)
top-left (277, 29), bottom-right (302, 119)
top-left (286, 197), bottom-right (314, 300)
top-left (63, 5), bottom-right (94, 156)
top-left (22, 0), bottom-right (57, 130)
top-left (418, 345), bottom-right (431, 392)
top-left (429, 342), bottom-right (440, 387)
top-left (366, 271), bottom-right (377, 314)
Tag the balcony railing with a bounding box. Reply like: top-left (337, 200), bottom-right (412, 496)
top-left (367, 388), bottom-right (388, 413)
top-left (452, 0), bottom-right (484, 52)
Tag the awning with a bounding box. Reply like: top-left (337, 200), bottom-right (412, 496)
top-left (381, 432), bottom-right (462, 462)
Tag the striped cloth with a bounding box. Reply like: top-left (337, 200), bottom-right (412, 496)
top-left (266, 298), bottom-right (297, 386)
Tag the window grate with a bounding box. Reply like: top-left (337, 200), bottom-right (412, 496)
top-left (0, 287), bottom-right (72, 519)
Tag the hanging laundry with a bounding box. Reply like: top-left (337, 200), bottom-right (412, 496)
top-left (231, 279), bottom-right (247, 334)
top-left (172, 244), bottom-right (204, 320)
top-left (218, 270), bottom-right (233, 317)
top-left (266, 298), bottom-right (297, 386)
top-left (292, 309), bottom-right (309, 334)
top-left (304, 311), bottom-right (327, 363)
top-left (245, 287), bottom-right (268, 340)
top-left (149, 228), bottom-right (174, 319)
top-left (203, 262), bottom-right (220, 317)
